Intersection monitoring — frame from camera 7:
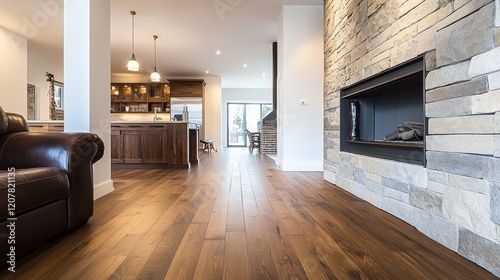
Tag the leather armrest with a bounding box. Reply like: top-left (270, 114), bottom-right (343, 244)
top-left (0, 132), bottom-right (105, 228)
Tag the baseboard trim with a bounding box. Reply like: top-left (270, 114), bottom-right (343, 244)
top-left (280, 161), bottom-right (323, 171)
top-left (94, 179), bottom-right (114, 200)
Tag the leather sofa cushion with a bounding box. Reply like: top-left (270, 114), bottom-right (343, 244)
top-left (0, 167), bottom-right (70, 221)
top-left (0, 106), bottom-right (7, 136)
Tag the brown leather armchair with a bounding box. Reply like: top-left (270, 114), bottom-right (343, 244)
top-left (0, 106), bottom-right (104, 264)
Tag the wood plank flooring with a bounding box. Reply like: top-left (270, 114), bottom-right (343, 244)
top-left (1, 148), bottom-right (497, 279)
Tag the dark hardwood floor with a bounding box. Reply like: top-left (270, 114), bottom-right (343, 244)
top-left (1, 148), bottom-right (497, 279)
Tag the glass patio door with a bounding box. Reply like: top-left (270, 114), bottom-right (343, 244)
top-left (227, 103), bottom-right (270, 147)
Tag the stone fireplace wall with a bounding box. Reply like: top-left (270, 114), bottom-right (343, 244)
top-left (324, 0), bottom-right (500, 276)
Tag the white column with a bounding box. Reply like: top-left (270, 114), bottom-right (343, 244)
top-left (64, 0), bottom-right (113, 198)
top-left (277, 5), bottom-right (324, 171)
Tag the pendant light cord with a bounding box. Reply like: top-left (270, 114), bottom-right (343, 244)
top-left (131, 11), bottom-right (136, 56)
top-left (153, 35), bottom-right (158, 69)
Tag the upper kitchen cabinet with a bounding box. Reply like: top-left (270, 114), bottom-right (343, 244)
top-left (110, 83), bottom-right (171, 113)
top-left (169, 79), bottom-right (205, 97)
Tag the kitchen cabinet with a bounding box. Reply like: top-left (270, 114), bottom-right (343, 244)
top-left (110, 122), bottom-right (197, 167)
top-left (110, 83), bottom-right (170, 113)
top-left (168, 79), bottom-right (205, 97)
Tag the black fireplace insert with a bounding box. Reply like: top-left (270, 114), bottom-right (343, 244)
top-left (339, 56), bottom-right (426, 165)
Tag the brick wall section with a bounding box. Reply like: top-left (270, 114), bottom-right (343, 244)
top-left (260, 123), bottom-right (277, 154)
top-left (324, 0), bottom-right (500, 276)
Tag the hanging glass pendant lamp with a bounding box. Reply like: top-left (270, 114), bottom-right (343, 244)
top-left (150, 35), bottom-right (161, 82)
top-left (127, 11), bottom-right (139, 71)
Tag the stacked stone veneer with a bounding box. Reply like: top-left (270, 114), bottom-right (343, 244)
top-left (324, 0), bottom-right (500, 276)
top-left (260, 122), bottom-right (277, 154)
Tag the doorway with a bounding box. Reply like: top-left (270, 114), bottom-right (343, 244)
top-left (227, 103), bottom-right (272, 147)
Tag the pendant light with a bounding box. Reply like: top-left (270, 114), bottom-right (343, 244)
top-left (127, 11), bottom-right (139, 71)
top-left (150, 35), bottom-right (161, 82)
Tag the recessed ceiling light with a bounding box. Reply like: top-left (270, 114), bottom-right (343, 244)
top-left (262, 73), bottom-right (266, 77)
top-left (216, 50), bottom-right (221, 55)
top-left (243, 64), bottom-right (247, 68)
top-left (205, 70), bottom-right (210, 74)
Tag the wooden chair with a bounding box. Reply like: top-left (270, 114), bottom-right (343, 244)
top-left (244, 129), bottom-right (260, 153)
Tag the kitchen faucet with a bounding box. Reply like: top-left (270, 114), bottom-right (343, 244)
top-left (153, 108), bottom-right (162, 121)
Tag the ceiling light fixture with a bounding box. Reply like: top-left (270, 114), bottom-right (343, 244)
top-left (150, 35), bottom-right (161, 82)
top-left (216, 50), bottom-right (221, 55)
top-left (127, 11), bottom-right (139, 71)
top-left (243, 64), bottom-right (247, 68)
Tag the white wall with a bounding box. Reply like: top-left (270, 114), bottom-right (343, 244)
top-left (221, 88), bottom-right (272, 147)
top-left (27, 50), bottom-right (64, 120)
top-left (0, 26), bottom-right (27, 116)
top-left (277, 5), bottom-right (324, 171)
top-left (111, 74), bottom-right (223, 150)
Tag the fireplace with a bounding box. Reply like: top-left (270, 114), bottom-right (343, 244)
top-left (340, 57), bottom-right (426, 165)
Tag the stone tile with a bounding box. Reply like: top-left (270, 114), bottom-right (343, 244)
top-left (414, 208), bottom-right (459, 251)
top-left (428, 115), bottom-right (494, 135)
top-left (425, 50), bottom-right (437, 71)
top-left (495, 112), bottom-right (500, 133)
top-left (368, 0), bottom-right (386, 17)
top-left (365, 189), bottom-right (382, 208)
top-left (399, 0), bottom-right (424, 18)
top-left (427, 181), bottom-right (446, 194)
top-left (381, 197), bottom-right (415, 225)
top-left (351, 182), bottom-right (367, 199)
top-left (436, 0), bottom-right (492, 30)
top-left (471, 89), bottom-right (500, 114)
top-left (367, 0), bottom-right (398, 37)
top-left (427, 169), bottom-right (449, 184)
top-left (426, 151), bottom-right (488, 179)
top-left (386, 188), bottom-right (410, 203)
top-left (324, 169), bottom-right (337, 185)
top-left (409, 185), bottom-right (443, 215)
top-left (487, 156), bottom-right (500, 182)
top-left (469, 46), bottom-right (500, 78)
top-left (417, 26), bottom-right (436, 55)
top-left (353, 168), bottom-right (365, 183)
top-left (443, 186), bottom-right (497, 238)
top-left (495, 135), bottom-right (500, 157)
top-left (425, 60), bottom-right (470, 90)
top-left (426, 135), bottom-right (495, 155)
top-left (339, 153), bottom-right (353, 179)
top-left (495, 27), bottom-right (500, 47)
top-left (417, 3), bottom-right (453, 33)
top-left (492, 183), bottom-right (500, 225)
top-left (489, 71), bottom-right (500, 90)
top-left (365, 180), bottom-right (386, 195)
top-left (448, 174), bottom-right (490, 195)
top-left (367, 25), bottom-right (393, 51)
top-left (395, 0), bottom-right (439, 33)
top-left (497, 225), bottom-right (500, 242)
top-left (436, 3), bottom-right (495, 67)
top-left (382, 177), bottom-right (410, 193)
top-left (365, 171), bottom-right (382, 184)
top-left (425, 96), bottom-right (472, 118)
top-left (458, 228), bottom-right (500, 278)
top-left (426, 77), bottom-right (489, 103)
top-left (351, 40), bottom-right (368, 62)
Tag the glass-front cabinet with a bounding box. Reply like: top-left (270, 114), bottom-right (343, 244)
top-left (110, 83), bottom-right (171, 113)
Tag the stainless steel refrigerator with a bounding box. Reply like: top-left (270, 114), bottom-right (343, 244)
top-left (170, 97), bottom-right (203, 148)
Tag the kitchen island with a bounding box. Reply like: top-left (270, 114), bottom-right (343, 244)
top-left (111, 121), bottom-right (199, 168)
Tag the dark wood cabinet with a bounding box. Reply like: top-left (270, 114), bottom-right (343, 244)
top-left (142, 130), bottom-right (167, 163)
top-left (110, 83), bottom-right (170, 113)
top-left (123, 130), bottom-right (143, 163)
top-left (169, 79), bottom-right (205, 97)
top-left (110, 129), bottom-right (123, 163)
top-left (111, 122), bottom-right (197, 168)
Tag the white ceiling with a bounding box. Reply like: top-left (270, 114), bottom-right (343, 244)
top-left (0, 0), bottom-right (323, 88)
